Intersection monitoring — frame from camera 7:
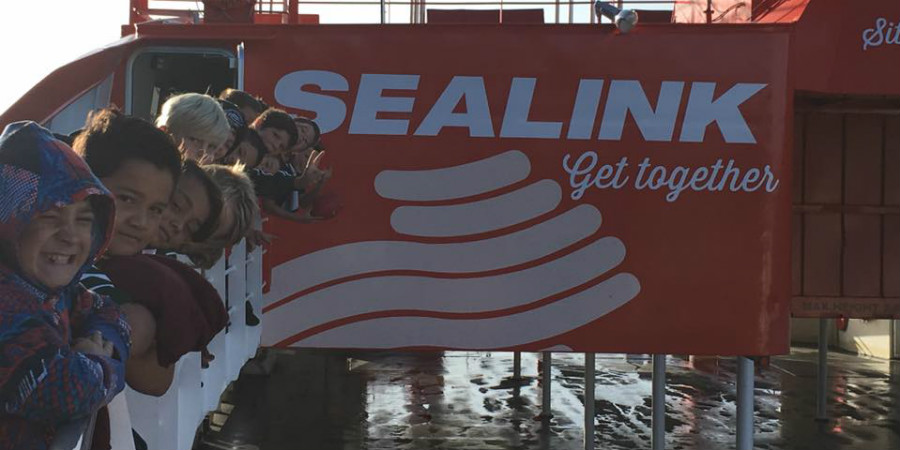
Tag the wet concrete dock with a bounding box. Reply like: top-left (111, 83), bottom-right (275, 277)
top-left (196, 348), bottom-right (900, 450)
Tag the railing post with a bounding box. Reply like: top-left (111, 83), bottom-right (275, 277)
top-left (541, 352), bottom-right (552, 418)
top-left (130, 0), bottom-right (149, 25)
top-left (512, 351), bottom-right (522, 381)
top-left (288, 0), bottom-right (299, 24)
top-left (817, 318), bottom-right (829, 420)
top-left (584, 353), bottom-right (595, 450)
top-left (652, 354), bottom-right (666, 450)
top-left (736, 356), bottom-right (754, 450)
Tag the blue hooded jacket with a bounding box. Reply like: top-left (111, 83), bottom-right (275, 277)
top-left (0, 122), bottom-right (131, 450)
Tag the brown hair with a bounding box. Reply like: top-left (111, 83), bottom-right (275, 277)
top-left (74, 107), bottom-right (183, 181)
top-left (182, 163), bottom-right (258, 269)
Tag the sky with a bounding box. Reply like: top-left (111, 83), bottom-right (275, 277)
top-left (0, 1), bottom-right (129, 114)
top-left (0, 0), bottom-right (634, 116)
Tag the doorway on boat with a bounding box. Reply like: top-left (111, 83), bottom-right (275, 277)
top-left (127, 47), bottom-right (237, 120)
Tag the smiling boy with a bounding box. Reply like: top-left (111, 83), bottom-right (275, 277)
top-left (154, 160), bottom-right (224, 253)
top-left (0, 122), bottom-right (130, 450)
top-left (72, 109), bottom-right (185, 400)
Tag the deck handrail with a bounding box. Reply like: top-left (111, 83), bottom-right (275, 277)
top-left (51, 240), bottom-right (265, 450)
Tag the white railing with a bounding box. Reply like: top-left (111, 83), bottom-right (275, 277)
top-left (125, 240), bottom-right (264, 450)
top-left (51, 240), bottom-right (264, 450)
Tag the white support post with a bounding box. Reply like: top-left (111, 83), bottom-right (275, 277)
top-left (541, 352), bottom-right (552, 418)
top-left (817, 318), bottom-right (829, 420)
top-left (736, 356), bottom-right (754, 450)
top-left (584, 353), bottom-right (595, 450)
top-left (652, 354), bottom-right (666, 450)
top-left (513, 352), bottom-right (522, 381)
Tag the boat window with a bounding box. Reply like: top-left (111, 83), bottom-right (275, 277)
top-left (46, 74), bottom-right (114, 135)
top-left (128, 49), bottom-right (236, 120)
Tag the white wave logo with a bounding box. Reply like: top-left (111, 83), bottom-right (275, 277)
top-left (262, 150), bottom-right (641, 349)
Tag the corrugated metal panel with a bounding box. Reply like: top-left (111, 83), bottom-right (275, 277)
top-left (792, 106), bottom-right (900, 318)
top-left (885, 117), bottom-right (899, 206)
top-left (843, 214), bottom-right (881, 297)
top-left (884, 215), bottom-right (900, 298)
top-left (803, 113), bottom-right (842, 204)
top-left (802, 213), bottom-right (842, 296)
top-left (844, 115), bottom-right (883, 205)
top-left (792, 213), bottom-right (803, 296)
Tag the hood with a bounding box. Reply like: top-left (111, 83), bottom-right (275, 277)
top-left (0, 121), bottom-right (115, 292)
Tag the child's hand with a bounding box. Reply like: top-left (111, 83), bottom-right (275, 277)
top-left (295, 166), bottom-right (330, 190)
top-left (258, 155), bottom-right (281, 174)
top-left (246, 228), bottom-right (275, 251)
top-left (291, 210), bottom-right (325, 224)
top-left (73, 331), bottom-right (114, 358)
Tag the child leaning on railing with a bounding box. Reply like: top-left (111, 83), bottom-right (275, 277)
top-left (0, 122), bottom-right (130, 450)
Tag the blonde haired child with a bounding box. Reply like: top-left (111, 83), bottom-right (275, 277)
top-left (156, 93), bottom-right (229, 164)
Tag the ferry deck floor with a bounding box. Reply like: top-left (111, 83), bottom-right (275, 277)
top-left (196, 347), bottom-right (900, 450)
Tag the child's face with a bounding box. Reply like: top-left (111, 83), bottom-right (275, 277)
top-left (295, 122), bottom-right (317, 151)
top-left (224, 140), bottom-right (260, 168)
top-left (101, 159), bottom-right (176, 256)
top-left (156, 174), bottom-right (213, 250)
top-left (258, 127), bottom-right (289, 155)
top-left (258, 154), bottom-right (281, 174)
top-left (177, 134), bottom-right (219, 164)
top-left (240, 106), bottom-right (260, 125)
top-left (16, 200), bottom-right (95, 289)
top-left (212, 129), bottom-right (236, 163)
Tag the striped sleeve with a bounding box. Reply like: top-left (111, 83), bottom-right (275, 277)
top-left (80, 266), bottom-right (131, 305)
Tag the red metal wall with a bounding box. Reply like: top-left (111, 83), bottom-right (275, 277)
top-left (792, 107), bottom-right (900, 318)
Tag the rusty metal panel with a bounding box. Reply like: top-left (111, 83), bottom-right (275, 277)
top-left (885, 215), bottom-right (900, 298)
top-left (804, 113), bottom-right (843, 204)
top-left (792, 213), bottom-right (803, 296)
top-left (843, 214), bottom-right (882, 296)
top-left (885, 116), bottom-right (899, 206)
top-left (844, 115), bottom-right (884, 205)
top-left (793, 107), bottom-right (898, 318)
top-left (803, 213), bottom-right (842, 296)
top-left (792, 113), bottom-right (805, 204)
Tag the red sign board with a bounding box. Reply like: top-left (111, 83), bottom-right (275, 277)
top-left (791, 0), bottom-right (900, 96)
top-left (250, 26), bottom-right (793, 354)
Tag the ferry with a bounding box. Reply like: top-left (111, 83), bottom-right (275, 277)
top-left (1, 1), bottom-right (897, 449)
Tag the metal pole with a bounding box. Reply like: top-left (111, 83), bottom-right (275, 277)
top-left (652, 354), bottom-right (666, 450)
top-left (541, 352), bottom-right (552, 418)
top-left (817, 318), bottom-right (829, 420)
top-left (288, 0), bottom-right (299, 24)
top-left (513, 352), bottom-right (522, 380)
top-left (736, 356), bottom-right (754, 450)
top-left (380, 0), bottom-right (386, 24)
top-left (584, 353), bottom-right (595, 450)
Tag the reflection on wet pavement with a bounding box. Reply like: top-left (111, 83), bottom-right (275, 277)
top-left (196, 348), bottom-right (900, 450)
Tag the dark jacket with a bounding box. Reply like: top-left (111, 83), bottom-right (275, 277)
top-left (100, 254), bottom-right (227, 367)
top-left (0, 122), bottom-right (130, 450)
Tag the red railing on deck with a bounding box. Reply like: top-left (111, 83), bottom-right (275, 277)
top-left (130, 0), bottom-right (691, 25)
top-left (130, 0), bottom-right (312, 25)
